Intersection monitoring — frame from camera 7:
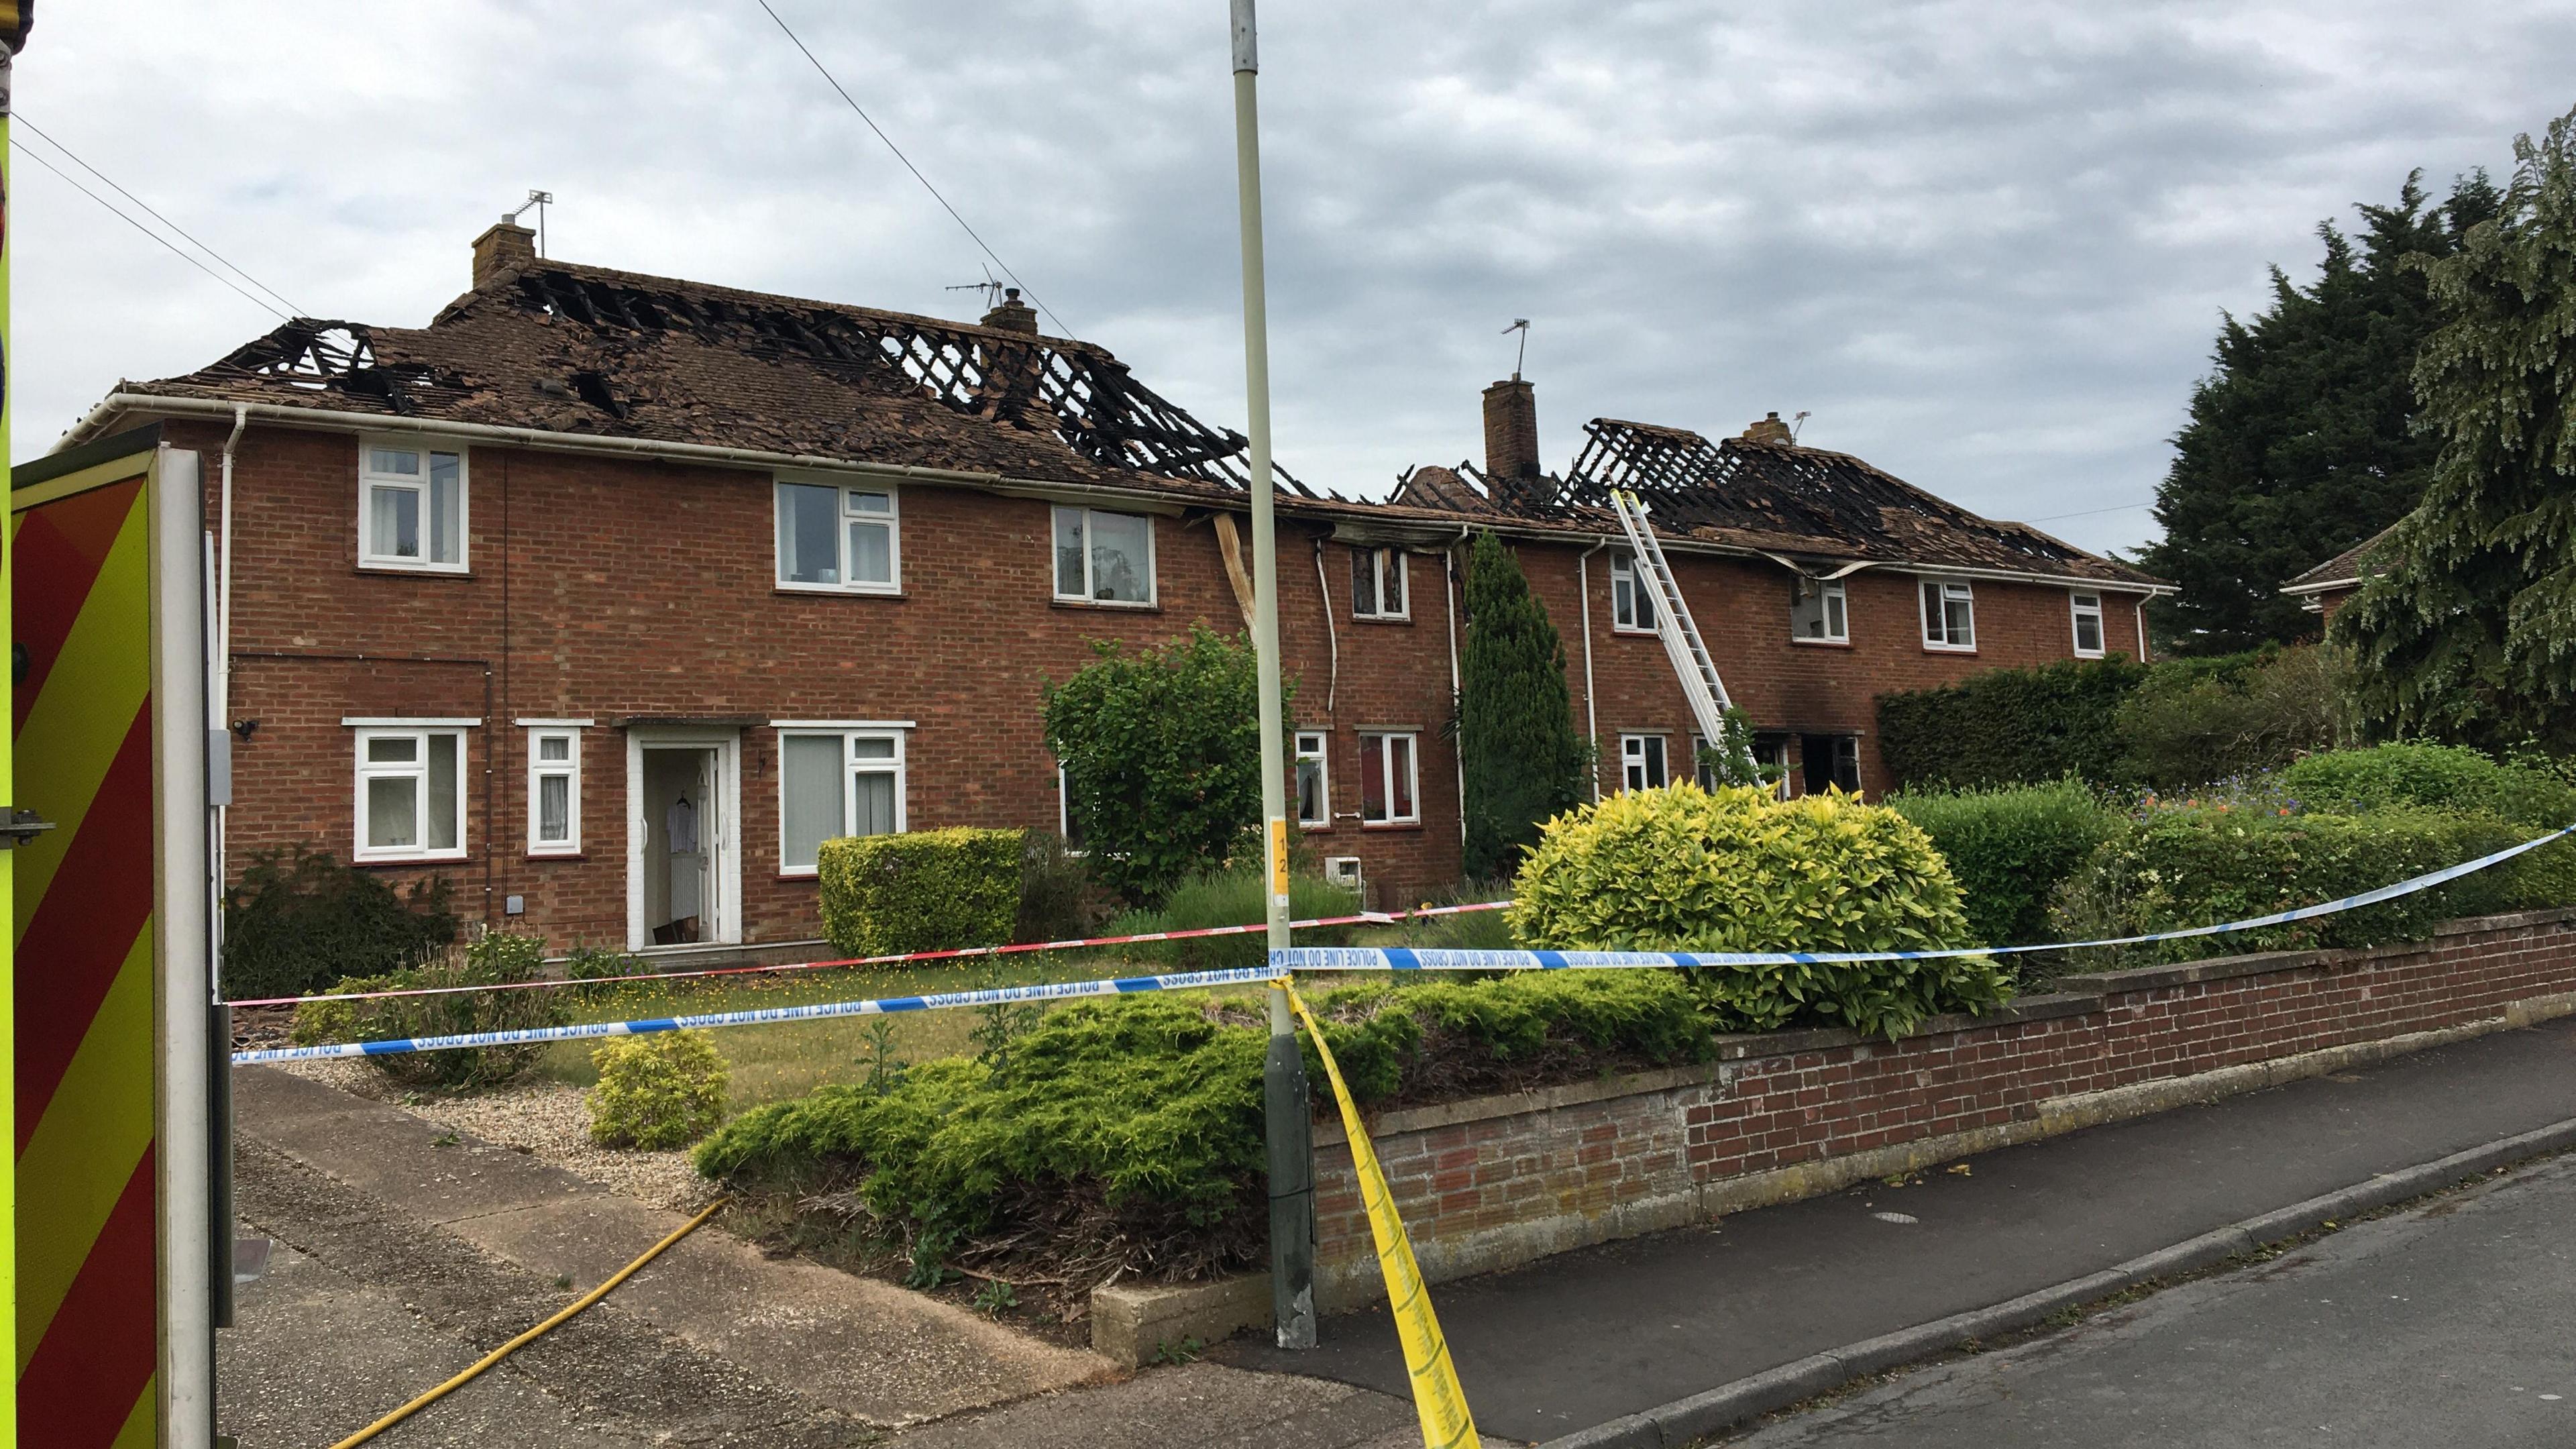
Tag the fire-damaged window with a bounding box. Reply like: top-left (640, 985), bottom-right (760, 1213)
top-left (358, 441), bottom-right (466, 572)
top-left (775, 480), bottom-right (899, 592)
top-left (778, 729), bottom-right (906, 875)
top-left (1693, 731), bottom-right (1794, 798)
top-left (1620, 734), bottom-right (1668, 792)
top-left (352, 724), bottom-right (468, 862)
top-left (1611, 551), bottom-right (1657, 633)
top-left (1802, 735), bottom-right (1864, 795)
top-left (1052, 506), bottom-right (1155, 606)
top-left (1791, 578), bottom-right (1848, 643)
top-left (1296, 731), bottom-right (1331, 828)
top-left (1351, 547), bottom-right (1408, 620)
top-left (1358, 731), bottom-right (1419, 825)
top-left (1919, 578), bottom-right (1976, 651)
top-left (2070, 591), bottom-right (2106, 657)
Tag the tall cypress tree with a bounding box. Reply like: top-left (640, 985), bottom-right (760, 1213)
top-left (2137, 170), bottom-right (2500, 654)
top-left (1458, 532), bottom-right (1589, 880)
top-left (2335, 107), bottom-right (2576, 751)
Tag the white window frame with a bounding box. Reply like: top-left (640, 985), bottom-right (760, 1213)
top-left (774, 724), bottom-right (911, 877)
top-left (1610, 551), bottom-right (1658, 634)
top-left (773, 478), bottom-right (902, 594)
top-left (1051, 504), bottom-right (1158, 607)
top-left (524, 722), bottom-right (584, 856)
top-left (1055, 762), bottom-right (1089, 853)
top-left (1792, 578), bottom-right (1849, 644)
top-left (357, 438), bottom-right (469, 573)
top-left (1295, 731), bottom-right (1331, 828)
top-left (1919, 578), bottom-right (1977, 652)
top-left (2070, 590), bottom-right (2106, 658)
top-left (350, 722), bottom-right (472, 863)
top-left (1620, 733), bottom-right (1668, 793)
top-left (1356, 731), bottom-right (1421, 826)
top-left (1350, 547), bottom-right (1410, 621)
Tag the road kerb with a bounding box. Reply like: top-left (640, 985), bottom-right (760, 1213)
top-left (1540, 1115), bottom-right (2576, 1449)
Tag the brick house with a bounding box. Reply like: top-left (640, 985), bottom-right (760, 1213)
top-left (2280, 523), bottom-right (2396, 621)
top-left (52, 223), bottom-right (2167, 959)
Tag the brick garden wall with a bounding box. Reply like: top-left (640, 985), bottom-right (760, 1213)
top-left (1307, 907), bottom-right (2576, 1308)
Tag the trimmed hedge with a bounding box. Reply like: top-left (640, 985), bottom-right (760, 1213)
top-left (818, 827), bottom-right (1024, 959)
top-left (2277, 745), bottom-right (2576, 831)
top-left (221, 846), bottom-right (455, 1000)
top-left (1876, 656), bottom-right (2150, 790)
top-left (1887, 780), bottom-right (2117, 951)
top-left (1507, 784), bottom-right (2009, 1036)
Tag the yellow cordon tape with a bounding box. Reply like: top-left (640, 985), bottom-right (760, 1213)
top-left (1279, 979), bottom-right (1481, 1449)
top-left (327, 1194), bottom-right (733, 1449)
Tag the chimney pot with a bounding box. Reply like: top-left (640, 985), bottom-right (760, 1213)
top-left (981, 286), bottom-right (1040, 335)
top-left (1482, 378), bottom-right (1541, 485)
top-left (472, 221), bottom-right (538, 290)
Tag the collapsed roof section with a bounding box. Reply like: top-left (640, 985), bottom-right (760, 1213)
top-left (129, 256), bottom-right (1317, 499)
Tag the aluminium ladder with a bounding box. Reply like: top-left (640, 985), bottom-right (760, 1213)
top-left (1607, 488), bottom-right (1761, 778)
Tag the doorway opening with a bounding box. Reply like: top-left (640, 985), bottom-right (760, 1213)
top-left (626, 729), bottom-right (741, 953)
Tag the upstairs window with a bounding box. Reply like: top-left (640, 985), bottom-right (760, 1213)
top-left (1351, 547), bottom-right (1408, 620)
top-left (1611, 551), bottom-right (1658, 633)
top-left (779, 729), bottom-right (906, 875)
top-left (1295, 731), bottom-right (1331, 827)
top-left (1620, 734), bottom-right (1668, 792)
top-left (776, 481), bottom-right (899, 592)
top-left (1791, 578), bottom-right (1848, 643)
top-left (1053, 506), bottom-right (1155, 605)
top-left (360, 443), bottom-right (466, 571)
top-left (1358, 731), bottom-right (1419, 825)
top-left (1920, 579), bottom-right (1976, 651)
top-left (2071, 591), bottom-right (2106, 657)
top-left (353, 725), bottom-right (468, 861)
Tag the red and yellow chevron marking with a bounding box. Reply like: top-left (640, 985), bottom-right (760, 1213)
top-left (12, 462), bottom-right (159, 1448)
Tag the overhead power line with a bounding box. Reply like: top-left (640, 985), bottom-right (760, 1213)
top-left (15, 113), bottom-right (309, 318)
top-left (2027, 499), bottom-right (2155, 525)
top-left (753, 0), bottom-right (1075, 340)
top-left (7, 138), bottom-right (295, 323)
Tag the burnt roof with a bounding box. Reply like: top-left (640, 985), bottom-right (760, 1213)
top-left (120, 255), bottom-right (1317, 500)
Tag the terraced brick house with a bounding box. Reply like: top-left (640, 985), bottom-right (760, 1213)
top-left (50, 221), bottom-right (2167, 959)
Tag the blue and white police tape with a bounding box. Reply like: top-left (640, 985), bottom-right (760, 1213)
top-left (1273, 820), bottom-right (2576, 975)
top-left (231, 964), bottom-right (1284, 1066)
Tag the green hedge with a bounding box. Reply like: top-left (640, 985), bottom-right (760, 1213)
top-left (2277, 745), bottom-right (2576, 831)
top-left (1887, 780), bottom-right (2117, 951)
top-left (222, 846), bottom-right (455, 1000)
top-left (2049, 805), bottom-right (2576, 965)
top-left (1507, 784), bottom-right (2009, 1036)
top-left (818, 827), bottom-right (1024, 959)
top-left (1876, 656), bottom-right (2150, 790)
top-left (290, 932), bottom-right (566, 1091)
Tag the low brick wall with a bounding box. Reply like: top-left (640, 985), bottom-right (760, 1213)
top-left (1307, 907), bottom-right (2576, 1309)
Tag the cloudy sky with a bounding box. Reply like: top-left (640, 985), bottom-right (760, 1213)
top-left (13, 2), bottom-right (2571, 557)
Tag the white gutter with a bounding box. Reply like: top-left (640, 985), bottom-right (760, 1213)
top-left (1446, 528), bottom-right (1467, 851)
top-left (1576, 537), bottom-right (1608, 802)
top-left (2279, 576), bottom-right (2359, 597)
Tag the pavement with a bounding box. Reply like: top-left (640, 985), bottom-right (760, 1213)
top-left (1224, 1014), bottom-right (2576, 1444)
top-left (1723, 1148), bottom-right (2576, 1447)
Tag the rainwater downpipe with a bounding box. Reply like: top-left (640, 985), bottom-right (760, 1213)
top-left (1311, 537), bottom-right (1338, 715)
top-left (214, 402), bottom-right (246, 958)
top-left (1446, 527), bottom-right (1468, 849)
top-left (1576, 538), bottom-right (1607, 802)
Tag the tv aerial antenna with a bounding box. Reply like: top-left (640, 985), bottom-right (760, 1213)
top-left (1503, 318), bottom-right (1531, 380)
top-left (501, 190), bottom-right (554, 258)
top-left (945, 264), bottom-right (1008, 310)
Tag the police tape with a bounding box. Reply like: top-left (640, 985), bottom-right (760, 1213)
top-left (224, 899), bottom-right (1513, 1010)
top-left (1274, 822), bottom-right (2576, 975)
top-left (1279, 978), bottom-right (1481, 1449)
top-left (230, 965), bottom-right (1285, 1065)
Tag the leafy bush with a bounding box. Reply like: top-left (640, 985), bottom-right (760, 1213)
top-left (818, 827), bottom-right (1024, 958)
top-left (1104, 865), bottom-right (1360, 970)
top-left (1888, 780), bottom-right (2118, 951)
top-left (1876, 656), bottom-right (2150, 790)
top-left (290, 932), bottom-right (568, 1092)
top-left (2114, 645), bottom-right (2351, 790)
top-left (588, 1030), bottom-right (730, 1149)
top-left (2047, 805), bottom-right (2576, 967)
top-left (2278, 744), bottom-right (2576, 830)
top-left (1014, 830), bottom-right (1099, 943)
top-left (694, 973), bottom-right (1723, 1268)
top-left (1044, 626), bottom-right (1294, 907)
top-left (221, 846), bottom-right (455, 1000)
top-left (1506, 784), bottom-right (2009, 1036)
top-left (564, 944), bottom-right (647, 1000)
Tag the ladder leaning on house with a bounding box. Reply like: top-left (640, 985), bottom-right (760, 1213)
top-left (1606, 488), bottom-right (1760, 779)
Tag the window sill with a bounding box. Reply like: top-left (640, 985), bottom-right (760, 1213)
top-left (526, 851), bottom-right (586, 862)
top-left (351, 853), bottom-right (470, 867)
top-left (1051, 597), bottom-right (1160, 612)
top-left (356, 562), bottom-right (472, 578)
top-left (2073, 648), bottom-right (2106, 660)
top-left (1360, 820), bottom-right (1426, 831)
top-left (1921, 643), bottom-right (1978, 655)
top-left (1611, 625), bottom-right (1660, 637)
top-left (1790, 637), bottom-right (1854, 648)
top-left (1351, 614), bottom-right (1413, 626)
top-left (777, 871), bottom-right (820, 883)
top-left (774, 583), bottom-right (904, 599)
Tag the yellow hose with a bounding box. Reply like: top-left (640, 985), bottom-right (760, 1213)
top-left (328, 1194), bottom-right (733, 1449)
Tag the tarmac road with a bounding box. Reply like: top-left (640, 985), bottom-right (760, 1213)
top-left (1725, 1150), bottom-right (2576, 1448)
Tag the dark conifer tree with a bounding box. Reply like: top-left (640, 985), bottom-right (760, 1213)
top-left (1457, 532), bottom-right (1589, 880)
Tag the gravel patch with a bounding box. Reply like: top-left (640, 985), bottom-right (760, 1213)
top-left (276, 1060), bottom-right (716, 1212)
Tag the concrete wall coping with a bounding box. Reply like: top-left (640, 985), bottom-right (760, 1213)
top-left (1307, 907), bottom-right (2576, 1148)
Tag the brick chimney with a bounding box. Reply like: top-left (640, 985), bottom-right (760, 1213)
top-left (1482, 377), bottom-right (1541, 483)
top-left (981, 286), bottom-right (1039, 335)
top-left (1740, 411), bottom-right (1794, 445)
top-left (472, 221), bottom-right (537, 289)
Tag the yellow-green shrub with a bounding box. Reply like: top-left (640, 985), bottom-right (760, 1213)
top-left (1507, 784), bottom-right (2006, 1036)
top-left (588, 1030), bottom-right (729, 1150)
top-left (818, 827), bottom-right (1024, 958)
